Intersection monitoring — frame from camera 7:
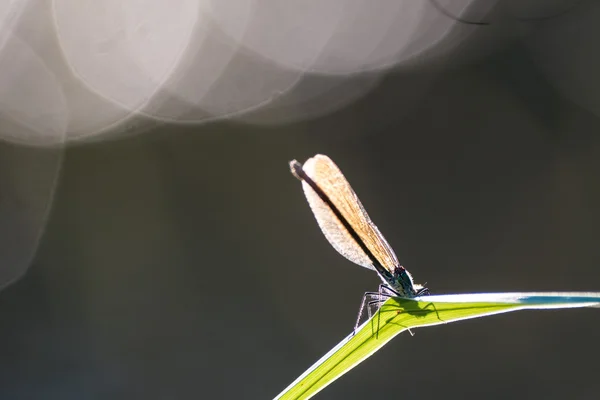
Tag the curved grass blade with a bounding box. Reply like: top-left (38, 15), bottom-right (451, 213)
top-left (274, 292), bottom-right (600, 400)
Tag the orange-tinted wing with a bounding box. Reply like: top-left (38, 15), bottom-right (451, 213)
top-left (292, 154), bottom-right (399, 273)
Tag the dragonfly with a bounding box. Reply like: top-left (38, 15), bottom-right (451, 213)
top-left (289, 154), bottom-right (429, 330)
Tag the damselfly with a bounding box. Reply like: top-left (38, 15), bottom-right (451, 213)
top-left (289, 155), bottom-right (429, 330)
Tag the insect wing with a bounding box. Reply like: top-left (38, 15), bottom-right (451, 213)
top-left (297, 154), bottom-right (399, 273)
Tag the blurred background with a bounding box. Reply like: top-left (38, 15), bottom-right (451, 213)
top-left (1, 0), bottom-right (600, 398)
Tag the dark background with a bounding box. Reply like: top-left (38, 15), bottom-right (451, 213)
top-left (2, 4), bottom-right (600, 400)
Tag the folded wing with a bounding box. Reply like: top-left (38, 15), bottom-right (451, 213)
top-left (297, 154), bottom-right (399, 273)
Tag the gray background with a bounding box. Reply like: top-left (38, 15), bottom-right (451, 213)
top-left (1, 4), bottom-right (600, 400)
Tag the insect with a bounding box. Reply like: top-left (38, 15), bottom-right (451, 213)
top-left (289, 155), bottom-right (429, 330)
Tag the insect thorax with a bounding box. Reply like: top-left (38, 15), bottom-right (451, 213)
top-left (383, 266), bottom-right (419, 298)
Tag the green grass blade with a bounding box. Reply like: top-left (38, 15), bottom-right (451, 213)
top-left (274, 292), bottom-right (600, 400)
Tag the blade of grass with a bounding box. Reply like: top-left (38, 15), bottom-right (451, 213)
top-left (274, 292), bottom-right (600, 400)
